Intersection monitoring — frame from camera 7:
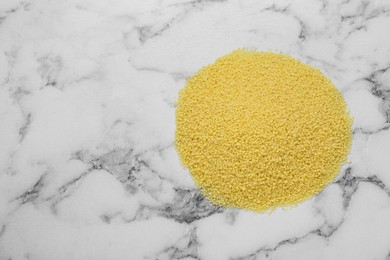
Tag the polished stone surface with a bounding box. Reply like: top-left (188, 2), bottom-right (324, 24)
top-left (0, 0), bottom-right (390, 259)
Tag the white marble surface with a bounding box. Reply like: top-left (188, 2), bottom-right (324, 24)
top-left (0, 0), bottom-right (390, 259)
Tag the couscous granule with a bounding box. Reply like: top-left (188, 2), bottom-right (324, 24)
top-left (175, 49), bottom-right (352, 212)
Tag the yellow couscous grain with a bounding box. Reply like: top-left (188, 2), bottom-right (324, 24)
top-left (175, 49), bottom-right (352, 212)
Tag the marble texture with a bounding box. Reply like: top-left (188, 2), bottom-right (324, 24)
top-left (0, 0), bottom-right (390, 259)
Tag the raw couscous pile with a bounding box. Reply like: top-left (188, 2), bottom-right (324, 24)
top-left (175, 49), bottom-right (352, 212)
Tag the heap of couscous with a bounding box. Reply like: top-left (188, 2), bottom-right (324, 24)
top-left (175, 49), bottom-right (352, 212)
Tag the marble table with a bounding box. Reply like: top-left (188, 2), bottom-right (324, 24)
top-left (1, 0), bottom-right (390, 259)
